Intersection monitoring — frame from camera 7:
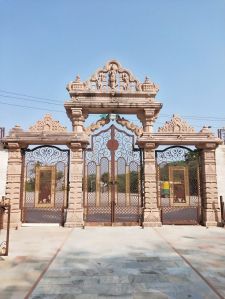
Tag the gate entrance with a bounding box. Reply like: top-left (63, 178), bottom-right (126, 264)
top-left (84, 124), bottom-right (142, 225)
top-left (22, 146), bottom-right (69, 224)
top-left (156, 146), bottom-right (201, 224)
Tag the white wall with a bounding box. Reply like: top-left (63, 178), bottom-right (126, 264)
top-left (0, 143), bottom-right (8, 198)
top-left (216, 145), bottom-right (225, 204)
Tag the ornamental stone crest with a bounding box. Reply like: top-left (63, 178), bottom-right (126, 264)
top-left (116, 115), bottom-right (143, 136)
top-left (158, 114), bottom-right (195, 133)
top-left (67, 60), bottom-right (159, 95)
top-left (29, 114), bottom-right (67, 132)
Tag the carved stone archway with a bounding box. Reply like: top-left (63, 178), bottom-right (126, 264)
top-left (64, 61), bottom-right (222, 227)
top-left (2, 60), bottom-right (223, 228)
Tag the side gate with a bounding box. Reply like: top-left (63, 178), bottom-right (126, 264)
top-left (156, 146), bottom-right (201, 225)
top-left (21, 146), bottom-right (69, 224)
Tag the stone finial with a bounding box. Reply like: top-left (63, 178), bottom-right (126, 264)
top-left (29, 114), bottom-right (67, 132)
top-left (142, 76), bottom-right (159, 94)
top-left (9, 125), bottom-right (23, 136)
top-left (199, 126), bottom-right (213, 135)
top-left (158, 114), bottom-right (195, 133)
top-left (66, 75), bottom-right (85, 92)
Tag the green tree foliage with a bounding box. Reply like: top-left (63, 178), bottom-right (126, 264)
top-left (87, 174), bottom-right (96, 192)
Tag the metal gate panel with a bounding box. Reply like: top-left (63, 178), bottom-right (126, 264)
top-left (22, 146), bottom-right (69, 224)
top-left (84, 124), bottom-right (142, 225)
top-left (156, 146), bottom-right (201, 225)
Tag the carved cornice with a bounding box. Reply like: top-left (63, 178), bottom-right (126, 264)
top-left (67, 60), bottom-right (159, 95)
top-left (116, 116), bottom-right (143, 137)
top-left (158, 114), bottom-right (195, 133)
top-left (29, 114), bottom-right (67, 133)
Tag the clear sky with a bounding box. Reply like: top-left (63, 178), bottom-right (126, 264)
top-left (0, 0), bottom-right (225, 133)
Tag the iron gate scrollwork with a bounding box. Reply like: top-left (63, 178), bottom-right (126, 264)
top-left (156, 146), bottom-right (201, 225)
top-left (84, 124), bottom-right (142, 224)
top-left (22, 146), bottom-right (69, 224)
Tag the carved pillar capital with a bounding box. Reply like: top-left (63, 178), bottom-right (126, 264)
top-left (196, 143), bottom-right (217, 150)
top-left (144, 142), bottom-right (156, 150)
top-left (137, 140), bottom-right (156, 150)
top-left (137, 109), bottom-right (157, 133)
top-left (71, 108), bottom-right (88, 133)
top-left (69, 142), bottom-right (82, 150)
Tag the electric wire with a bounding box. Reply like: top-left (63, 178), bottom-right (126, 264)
top-left (0, 88), bottom-right (225, 126)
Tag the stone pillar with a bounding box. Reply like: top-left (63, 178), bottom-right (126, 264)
top-left (5, 143), bottom-right (23, 228)
top-left (70, 108), bottom-right (87, 133)
top-left (137, 109), bottom-right (157, 134)
top-left (64, 142), bottom-right (84, 227)
top-left (142, 143), bottom-right (162, 227)
top-left (199, 145), bottom-right (221, 226)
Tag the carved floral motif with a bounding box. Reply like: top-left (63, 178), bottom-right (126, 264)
top-left (158, 114), bottom-right (195, 133)
top-left (29, 114), bottom-right (67, 133)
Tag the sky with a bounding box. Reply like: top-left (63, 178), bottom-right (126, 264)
top-left (0, 0), bottom-right (225, 134)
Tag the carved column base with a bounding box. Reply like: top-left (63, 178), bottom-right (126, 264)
top-left (142, 208), bottom-right (162, 227)
top-left (64, 208), bottom-right (84, 228)
top-left (203, 209), bottom-right (222, 227)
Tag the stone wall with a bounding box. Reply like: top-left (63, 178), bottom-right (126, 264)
top-left (0, 143), bottom-right (8, 198)
top-left (216, 145), bottom-right (225, 203)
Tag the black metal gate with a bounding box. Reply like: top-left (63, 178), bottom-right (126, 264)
top-left (22, 146), bottom-right (69, 224)
top-left (84, 124), bottom-right (142, 225)
top-left (156, 146), bottom-right (201, 225)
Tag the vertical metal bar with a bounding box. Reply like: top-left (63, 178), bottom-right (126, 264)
top-left (220, 196), bottom-right (224, 221)
top-left (20, 150), bottom-right (26, 222)
top-left (140, 148), bottom-right (145, 227)
top-left (61, 207), bottom-right (64, 226)
top-left (111, 126), bottom-right (115, 224)
top-left (125, 165), bottom-right (130, 207)
top-left (96, 165), bottom-right (100, 207)
top-left (5, 204), bottom-right (11, 256)
top-left (66, 149), bottom-right (70, 209)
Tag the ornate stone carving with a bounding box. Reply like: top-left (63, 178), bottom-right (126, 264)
top-left (142, 76), bottom-right (159, 93)
top-left (66, 60), bottom-right (159, 94)
top-left (66, 75), bottom-right (85, 91)
top-left (116, 116), bottom-right (143, 136)
top-left (84, 117), bottom-right (110, 136)
top-left (29, 114), bottom-right (67, 133)
top-left (158, 114), bottom-right (195, 133)
top-left (199, 126), bottom-right (213, 136)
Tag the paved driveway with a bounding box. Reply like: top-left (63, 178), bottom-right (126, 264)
top-left (0, 226), bottom-right (225, 299)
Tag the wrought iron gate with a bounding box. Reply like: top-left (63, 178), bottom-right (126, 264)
top-left (22, 146), bottom-right (69, 224)
top-left (84, 124), bottom-right (142, 225)
top-left (156, 146), bottom-right (201, 225)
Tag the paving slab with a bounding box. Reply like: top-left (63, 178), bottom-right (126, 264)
top-left (0, 226), bottom-right (225, 299)
top-left (0, 226), bottom-right (72, 299)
